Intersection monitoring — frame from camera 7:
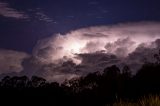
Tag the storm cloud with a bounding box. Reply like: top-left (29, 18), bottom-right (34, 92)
top-left (21, 21), bottom-right (160, 82)
top-left (34, 22), bottom-right (160, 64)
top-left (0, 22), bottom-right (160, 82)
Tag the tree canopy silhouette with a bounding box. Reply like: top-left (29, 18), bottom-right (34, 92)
top-left (0, 51), bottom-right (160, 106)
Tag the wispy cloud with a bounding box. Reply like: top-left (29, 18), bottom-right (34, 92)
top-left (27, 8), bottom-right (54, 23)
top-left (0, 2), bottom-right (28, 19)
top-left (35, 12), bottom-right (53, 22)
top-left (0, 1), bottom-right (54, 22)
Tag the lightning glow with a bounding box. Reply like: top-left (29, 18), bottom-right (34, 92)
top-left (34, 22), bottom-right (160, 65)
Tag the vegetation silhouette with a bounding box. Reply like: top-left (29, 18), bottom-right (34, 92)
top-left (1, 51), bottom-right (160, 106)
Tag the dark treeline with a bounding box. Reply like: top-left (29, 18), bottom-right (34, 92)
top-left (1, 53), bottom-right (160, 106)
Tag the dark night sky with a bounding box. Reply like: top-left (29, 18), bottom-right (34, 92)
top-left (0, 0), bottom-right (160, 53)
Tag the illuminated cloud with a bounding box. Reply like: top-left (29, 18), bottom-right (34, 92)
top-left (1, 22), bottom-right (160, 83)
top-left (34, 22), bottom-right (160, 64)
top-left (26, 21), bottom-right (160, 82)
top-left (0, 2), bottom-right (28, 19)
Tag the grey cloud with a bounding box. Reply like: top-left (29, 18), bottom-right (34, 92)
top-left (121, 39), bottom-right (160, 73)
top-left (0, 2), bottom-right (28, 19)
top-left (0, 49), bottom-right (30, 74)
top-left (20, 52), bottom-right (119, 82)
top-left (76, 52), bottom-right (120, 73)
top-left (83, 33), bottom-right (108, 38)
top-left (77, 52), bottom-right (117, 65)
top-left (105, 37), bottom-right (136, 57)
top-left (152, 39), bottom-right (160, 48)
top-left (83, 41), bottom-right (105, 53)
top-left (21, 57), bottom-right (79, 83)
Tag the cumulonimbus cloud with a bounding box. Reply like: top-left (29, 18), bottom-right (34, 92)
top-left (25, 21), bottom-right (160, 82)
top-left (1, 22), bottom-right (160, 83)
top-left (34, 22), bottom-right (160, 64)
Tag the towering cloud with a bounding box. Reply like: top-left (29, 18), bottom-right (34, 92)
top-left (24, 21), bottom-right (160, 82)
top-left (0, 22), bottom-right (160, 82)
top-left (33, 22), bottom-right (160, 63)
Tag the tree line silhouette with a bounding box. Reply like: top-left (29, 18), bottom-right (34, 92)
top-left (0, 51), bottom-right (160, 106)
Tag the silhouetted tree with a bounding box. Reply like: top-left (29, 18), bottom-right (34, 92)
top-left (1, 51), bottom-right (160, 106)
top-left (154, 49), bottom-right (160, 64)
top-left (29, 76), bottom-right (46, 88)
